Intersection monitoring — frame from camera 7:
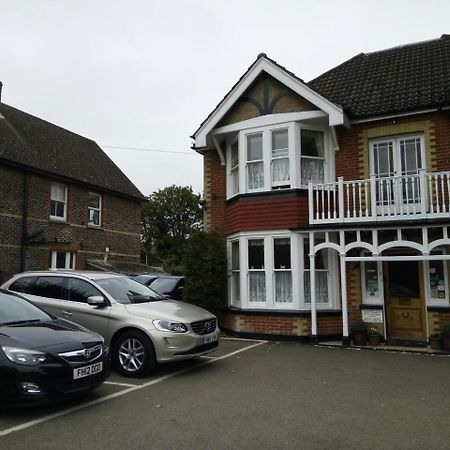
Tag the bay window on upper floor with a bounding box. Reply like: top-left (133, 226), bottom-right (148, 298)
top-left (225, 122), bottom-right (332, 198)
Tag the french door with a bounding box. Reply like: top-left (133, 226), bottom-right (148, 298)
top-left (370, 135), bottom-right (424, 215)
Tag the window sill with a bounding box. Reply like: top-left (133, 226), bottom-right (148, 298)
top-left (49, 217), bottom-right (67, 223)
top-left (225, 306), bottom-right (342, 316)
top-left (87, 224), bottom-right (103, 230)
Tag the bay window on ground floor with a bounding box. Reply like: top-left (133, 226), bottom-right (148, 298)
top-left (227, 231), bottom-right (339, 310)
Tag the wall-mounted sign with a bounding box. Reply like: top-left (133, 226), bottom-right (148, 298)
top-left (362, 309), bottom-right (383, 323)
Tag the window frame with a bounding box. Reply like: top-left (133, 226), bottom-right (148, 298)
top-left (50, 251), bottom-right (76, 270)
top-left (88, 192), bottom-right (102, 227)
top-left (360, 251), bottom-right (384, 305)
top-left (425, 249), bottom-right (449, 307)
top-left (50, 182), bottom-right (68, 221)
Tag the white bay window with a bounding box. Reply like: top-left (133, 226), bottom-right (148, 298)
top-left (225, 123), bottom-right (331, 198)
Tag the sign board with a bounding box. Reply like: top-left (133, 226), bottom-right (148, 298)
top-left (362, 309), bottom-right (383, 323)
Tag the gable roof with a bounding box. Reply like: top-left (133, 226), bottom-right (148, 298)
top-left (193, 54), bottom-right (345, 148)
top-left (308, 35), bottom-right (450, 120)
top-left (0, 102), bottom-right (143, 200)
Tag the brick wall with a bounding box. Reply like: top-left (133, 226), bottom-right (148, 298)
top-left (0, 164), bottom-right (142, 283)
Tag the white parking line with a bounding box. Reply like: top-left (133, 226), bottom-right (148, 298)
top-left (104, 381), bottom-right (137, 388)
top-left (0, 340), bottom-right (267, 437)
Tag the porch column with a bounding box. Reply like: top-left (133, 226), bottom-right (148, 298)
top-left (309, 232), bottom-right (318, 343)
top-left (339, 229), bottom-right (350, 346)
top-left (340, 254), bottom-right (350, 346)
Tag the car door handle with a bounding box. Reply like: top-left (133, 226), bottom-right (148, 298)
top-left (62, 311), bottom-right (72, 317)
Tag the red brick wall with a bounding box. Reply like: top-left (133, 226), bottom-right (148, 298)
top-left (0, 164), bottom-right (142, 283)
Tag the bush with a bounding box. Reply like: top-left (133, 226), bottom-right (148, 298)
top-left (351, 320), bottom-right (367, 333)
top-left (441, 321), bottom-right (450, 336)
top-left (182, 231), bottom-right (227, 315)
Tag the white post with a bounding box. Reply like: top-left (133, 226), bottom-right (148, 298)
top-left (309, 232), bottom-right (318, 342)
top-left (308, 181), bottom-right (314, 225)
top-left (339, 229), bottom-right (349, 346)
top-left (419, 169), bottom-right (427, 217)
top-left (338, 177), bottom-right (344, 222)
top-left (370, 173), bottom-right (377, 220)
top-left (340, 254), bottom-right (349, 345)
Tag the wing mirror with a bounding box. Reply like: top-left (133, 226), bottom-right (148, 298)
top-left (87, 295), bottom-right (106, 306)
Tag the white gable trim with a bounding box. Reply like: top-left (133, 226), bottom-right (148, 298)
top-left (212, 111), bottom-right (327, 136)
top-left (194, 56), bottom-right (345, 148)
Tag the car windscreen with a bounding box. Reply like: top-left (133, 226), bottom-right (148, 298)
top-left (150, 278), bottom-right (179, 293)
top-left (96, 277), bottom-right (164, 304)
top-left (0, 292), bottom-right (52, 325)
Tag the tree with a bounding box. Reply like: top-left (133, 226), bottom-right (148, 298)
top-left (142, 185), bottom-right (202, 265)
top-left (183, 231), bottom-right (227, 315)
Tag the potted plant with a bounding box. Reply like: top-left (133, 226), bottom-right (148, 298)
top-left (441, 321), bottom-right (450, 352)
top-left (368, 327), bottom-right (383, 346)
top-left (428, 333), bottom-right (442, 351)
top-left (351, 320), bottom-right (367, 346)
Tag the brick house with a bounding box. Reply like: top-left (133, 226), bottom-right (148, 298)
top-left (192, 35), bottom-right (450, 345)
top-left (0, 100), bottom-right (144, 283)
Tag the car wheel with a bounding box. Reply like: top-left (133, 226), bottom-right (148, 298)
top-left (113, 330), bottom-right (156, 377)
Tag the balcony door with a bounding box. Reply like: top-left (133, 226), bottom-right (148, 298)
top-left (370, 135), bottom-right (424, 215)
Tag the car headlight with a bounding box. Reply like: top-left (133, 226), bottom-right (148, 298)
top-left (153, 320), bottom-right (188, 333)
top-left (2, 346), bottom-right (47, 366)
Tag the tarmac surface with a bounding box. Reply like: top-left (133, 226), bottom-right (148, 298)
top-left (1, 338), bottom-right (450, 449)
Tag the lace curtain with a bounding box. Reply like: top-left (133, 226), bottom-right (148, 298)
top-left (304, 271), bottom-right (328, 303)
top-left (249, 272), bottom-right (266, 302)
top-left (248, 162), bottom-right (264, 189)
top-left (274, 272), bottom-right (292, 303)
top-left (273, 158), bottom-right (290, 184)
top-left (301, 158), bottom-right (324, 185)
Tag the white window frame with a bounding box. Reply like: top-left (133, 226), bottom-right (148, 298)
top-left (88, 192), bottom-right (102, 227)
top-left (50, 182), bottom-right (68, 221)
top-left (360, 252), bottom-right (384, 305)
top-left (50, 251), bottom-right (76, 270)
top-left (225, 120), bottom-right (332, 199)
top-left (425, 249), bottom-right (449, 307)
top-left (228, 239), bottom-right (241, 307)
top-left (299, 127), bottom-right (327, 187)
top-left (369, 134), bottom-right (426, 213)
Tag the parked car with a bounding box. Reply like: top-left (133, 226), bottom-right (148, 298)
top-left (0, 289), bottom-right (109, 407)
top-left (2, 271), bottom-right (219, 377)
top-left (131, 274), bottom-right (161, 287)
top-left (134, 275), bottom-right (185, 301)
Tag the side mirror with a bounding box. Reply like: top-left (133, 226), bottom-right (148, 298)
top-left (87, 295), bottom-right (106, 306)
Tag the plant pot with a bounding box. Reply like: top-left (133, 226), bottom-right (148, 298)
top-left (352, 330), bottom-right (366, 346)
top-left (368, 334), bottom-right (382, 346)
top-left (429, 336), bottom-right (442, 351)
top-left (442, 334), bottom-right (450, 352)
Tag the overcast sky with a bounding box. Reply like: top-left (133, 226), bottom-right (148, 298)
top-left (1, 0), bottom-right (449, 197)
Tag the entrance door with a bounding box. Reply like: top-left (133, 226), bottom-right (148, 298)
top-left (385, 260), bottom-right (427, 342)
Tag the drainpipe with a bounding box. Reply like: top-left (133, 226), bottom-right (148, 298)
top-left (20, 172), bottom-right (29, 272)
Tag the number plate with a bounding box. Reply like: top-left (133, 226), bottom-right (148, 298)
top-left (202, 335), bottom-right (218, 345)
top-left (73, 362), bottom-right (103, 380)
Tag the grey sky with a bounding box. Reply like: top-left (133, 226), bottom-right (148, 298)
top-left (1, 0), bottom-right (449, 197)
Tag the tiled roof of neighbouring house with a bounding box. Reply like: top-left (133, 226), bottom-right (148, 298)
top-left (308, 34), bottom-right (450, 120)
top-left (0, 102), bottom-right (144, 200)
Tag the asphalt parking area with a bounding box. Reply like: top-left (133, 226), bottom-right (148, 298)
top-left (1, 340), bottom-right (450, 449)
top-left (0, 337), bottom-right (264, 438)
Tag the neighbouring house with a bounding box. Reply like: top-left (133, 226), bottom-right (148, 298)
top-left (192, 35), bottom-right (450, 345)
top-left (0, 96), bottom-right (144, 283)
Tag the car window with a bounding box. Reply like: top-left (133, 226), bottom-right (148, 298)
top-left (0, 292), bottom-right (52, 325)
top-left (9, 276), bottom-right (37, 294)
top-left (96, 277), bottom-right (163, 304)
top-left (30, 277), bottom-right (65, 299)
top-left (151, 278), bottom-right (179, 293)
top-left (67, 278), bottom-right (103, 303)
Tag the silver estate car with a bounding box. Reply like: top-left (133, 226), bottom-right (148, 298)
top-left (2, 271), bottom-right (219, 377)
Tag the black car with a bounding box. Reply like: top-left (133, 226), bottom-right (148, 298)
top-left (0, 289), bottom-right (109, 406)
top-left (135, 275), bottom-right (185, 301)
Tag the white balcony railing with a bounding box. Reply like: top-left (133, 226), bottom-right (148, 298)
top-left (308, 170), bottom-right (450, 225)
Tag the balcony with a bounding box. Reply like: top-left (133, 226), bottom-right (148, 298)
top-left (308, 170), bottom-right (450, 225)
